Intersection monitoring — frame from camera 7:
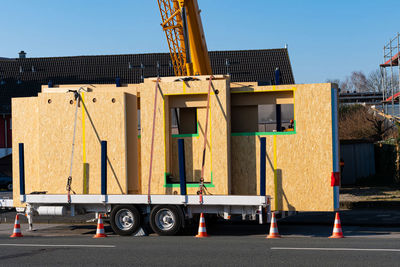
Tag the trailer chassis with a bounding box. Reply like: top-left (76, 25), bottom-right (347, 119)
top-left (1, 194), bottom-right (271, 236)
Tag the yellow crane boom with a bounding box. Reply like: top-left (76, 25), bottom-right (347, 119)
top-left (157, 0), bottom-right (212, 76)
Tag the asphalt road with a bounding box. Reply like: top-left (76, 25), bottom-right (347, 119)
top-left (1, 189), bottom-right (400, 266)
top-left (0, 220), bottom-right (399, 266)
top-left (0, 235), bottom-right (400, 266)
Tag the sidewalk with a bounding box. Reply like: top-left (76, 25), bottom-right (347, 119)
top-left (340, 186), bottom-right (400, 210)
top-left (0, 223), bottom-right (98, 237)
top-left (280, 210), bottom-right (400, 227)
top-left (0, 210), bottom-right (95, 225)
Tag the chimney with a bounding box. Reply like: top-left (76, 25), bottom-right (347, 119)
top-left (19, 51), bottom-right (26, 59)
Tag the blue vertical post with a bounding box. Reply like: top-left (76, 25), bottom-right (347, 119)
top-left (276, 104), bottom-right (282, 131)
top-left (274, 67), bottom-right (282, 132)
top-left (101, 141), bottom-right (107, 195)
top-left (259, 138), bottom-right (266, 196)
top-left (19, 143), bottom-right (25, 196)
top-left (178, 139), bottom-right (187, 195)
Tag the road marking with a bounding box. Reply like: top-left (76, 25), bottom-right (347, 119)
top-left (271, 247), bottom-right (400, 252)
top-left (0, 244), bottom-right (115, 248)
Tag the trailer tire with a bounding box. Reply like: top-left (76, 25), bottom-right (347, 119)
top-left (150, 205), bottom-right (182, 236)
top-left (110, 205), bottom-right (141, 236)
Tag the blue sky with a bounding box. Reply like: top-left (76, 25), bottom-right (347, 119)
top-left (1, 0), bottom-right (399, 83)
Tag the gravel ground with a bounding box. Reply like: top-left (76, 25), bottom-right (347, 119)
top-left (340, 187), bottom-right (400, 202)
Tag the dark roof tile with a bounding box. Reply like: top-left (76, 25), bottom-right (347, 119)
top-left (0, 48), bottom-right (294, 113)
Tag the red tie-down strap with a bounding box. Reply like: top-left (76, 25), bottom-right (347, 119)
top-left (331, 172), bottom-right (340, 186)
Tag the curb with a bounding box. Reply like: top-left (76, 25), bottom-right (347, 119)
top-left (340, 201), bottom-right (400, 210)
top-left (279, 210), bottom-right (400, 227)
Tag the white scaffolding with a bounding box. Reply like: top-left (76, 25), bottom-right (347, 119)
top-left (381, 32), bottom-right (400, 116)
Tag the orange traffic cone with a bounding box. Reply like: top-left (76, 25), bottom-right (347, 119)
top-left (195, 213), bottom-right (209, 238)
top-left (329, 212), bottom-right (344, 238)
top-left (267, 212), bottom-right (281, 238)
top-left (10, 214), bottom-right (23, 238)
top-left (93, 214), bottom-right (107, 238)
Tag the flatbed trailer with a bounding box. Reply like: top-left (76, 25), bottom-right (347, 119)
top-left (0, 194), bottom-right (271, 236)
top-left (7, 79), bottom-right (340, 236)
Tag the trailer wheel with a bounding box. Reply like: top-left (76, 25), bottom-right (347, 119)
top-left (150, 205), bottom-right (182, 236)
top-left (110, 205), bottom-right (141, 236)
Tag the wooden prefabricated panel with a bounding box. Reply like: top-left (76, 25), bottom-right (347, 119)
top-left (41, 84), bottom-right (141, 194)
top-left (12, 88), bottom-right (140, 206)
top-left (12, 97), bottom-right (40, 207)
top-left (39, 92), bottom-right (128, 194)
top-left (230, 83), bottom-right (338, 211)
top-left (140, 77), bottom-right (231, 195)
top-left (13, 78), bottom-right (339, 212)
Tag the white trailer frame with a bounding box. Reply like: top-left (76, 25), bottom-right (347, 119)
top-left (1, 194), bottom-right (271, 235)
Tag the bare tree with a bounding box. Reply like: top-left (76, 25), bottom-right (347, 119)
top-left (326, 78), bottom-right (341, 85)
top-left (328, 69), bottom-right (398, 93)
top-left (367, 69), bottom-right (383, 92)
top-left (335, 71), bottom-right (368, 93)
top-left (350, 71), bottom-right (369, 92)
top-left (340, 78), bottom-right (351, 92)
top-left (326, 78), bottom-right (352, 92)
top-left (365, 68), bottom-right (399, 94)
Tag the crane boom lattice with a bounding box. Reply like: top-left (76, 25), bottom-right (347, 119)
top-left (157, 0), bottom-right (188, 76)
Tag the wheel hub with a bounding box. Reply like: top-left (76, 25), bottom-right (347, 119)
top-left (115, 209), bottom-right (135, 230)
top-left (156, 209), bottom-right (175, 231)
top-left (163, 216), bottom-right (172, 224)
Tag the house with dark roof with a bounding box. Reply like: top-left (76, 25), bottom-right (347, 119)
top-left (0, 48), bottom-right (294, 153)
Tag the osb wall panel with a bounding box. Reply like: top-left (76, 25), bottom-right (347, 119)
top-left (37, 92), bottom-right (128, 195)
top-left (138, 137), bottom-right (141, 191)
top-left (12, 98), bottom-right (40, 207)
top-left (42, 84), bottom-right (139, 95)
top-left (140, 81), bottom-right (167, 195)
top-left (231, 91), bottom-right (294, 106)
top-left (231, 83), bottom-right (336, 211)
top-left (169, 95), bottom-right (207, 107)
top-left (231, 135), bottom-right (274, 196)
top-left (230, 82), bottom-right (294, 92)
top-left (208, 79), bottom-right (231, 194)
top-left (42, 85), bottom-right (141, 194)
top-left (140, 78), bottom-right (230, 195)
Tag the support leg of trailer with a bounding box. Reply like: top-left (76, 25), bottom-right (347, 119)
top-left (258, 205), bottom-right (263, 224)
top-left (25, 207), bottom-right (34, 231)
top-left (70, 204), bottom-right (75, 216)
top-left (186, 207), bottom-right (193, 219)
top-left (223, 206), bottom-right (230, 220)
top-left (27, 214), bottom-right (33, 231)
